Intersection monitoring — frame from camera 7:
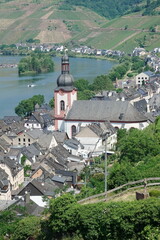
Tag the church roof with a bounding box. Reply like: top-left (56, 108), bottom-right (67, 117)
top-left (57, 73), bottom-right (74, 87)
top-left (65, 100), bottom-right (147, 122)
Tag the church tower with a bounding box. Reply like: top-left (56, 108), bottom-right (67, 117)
top-left (54, 54), bottom-right (77, 131)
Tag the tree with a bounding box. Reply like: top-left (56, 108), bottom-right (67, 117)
top-left (15, 95), bottom-right (44, 117)
top-left (118, 128), bottom-right (159, 163)
top-left (18, 53), bottom-right (54, 75)
top-left (77, 89), bottom-right (95, 100)
top-left (12, 216), bottom-right (40, 240)
top-left (91, 75), bottom-right (114, 91)
top-left (74, 78), bottom-right (90, 91)
top-left (49, 98), bottom-right (54, 108)
top-left (0, 210), bottom-right (18, 239)
top-left (42, 194), bottom-right (77, 240)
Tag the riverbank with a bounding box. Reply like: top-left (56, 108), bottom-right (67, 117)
top-left (69, 53), bottom-right (119, 62)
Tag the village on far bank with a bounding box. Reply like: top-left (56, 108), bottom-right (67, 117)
top-left (0, 44), bottom-right (160, 215)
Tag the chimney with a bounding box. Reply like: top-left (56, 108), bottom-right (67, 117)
top-left (24, 191), bottom-right (30, 204)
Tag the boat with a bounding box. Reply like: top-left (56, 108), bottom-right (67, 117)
top-left (28, 84), bottom-right (35, 87)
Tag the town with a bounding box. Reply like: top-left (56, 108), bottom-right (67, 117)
top-left (0, 48), bottom-right (160, 214)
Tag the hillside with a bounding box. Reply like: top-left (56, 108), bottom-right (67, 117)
top-left (0, 0), bottom-right (160, 53)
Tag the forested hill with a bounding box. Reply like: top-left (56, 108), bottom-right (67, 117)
top-left (65, 0), bottom-right (160, 18)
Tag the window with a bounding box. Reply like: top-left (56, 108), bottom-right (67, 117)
top-left (18, 138), bottom-right (21, 142)
top-left (23, 138), bottom-right (25, 142)
top-left (28, 139), bottom-right (30, 142)
top-left (71, 125), bottom-right (76, 137)
top-left (60, 100), bottom-right (65, 111)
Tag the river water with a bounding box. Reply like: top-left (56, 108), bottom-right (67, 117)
top-left (0, 56), bottom-right (116, 117)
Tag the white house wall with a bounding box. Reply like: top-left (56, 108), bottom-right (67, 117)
top-left (24, 123), bottom-right (42, 129)
top-left (0, 188), bottom-right (11, 200)
top-left (0, 164), bottom-right (24, 190)
top-left (136, 73), bottom-right (149, 86)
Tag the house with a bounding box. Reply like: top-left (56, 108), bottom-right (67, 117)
top-left (21, 142), bottom-right (43, 165)
top-left (25, 112), bottom-right (54, 130)
top-left (3, 116), bottom-right (22, 125)
top-left (0, 168), bottom-right (11, 200)
top-left (135, 71), bottom-right (154, 86)
top-left (15, 179), bottom-right (57, 198)
top-left (12, 129), bottom-right (43, 147)
top-left (12, 128), bottom-right (57, 148)
top-left (132, 47), bottom-right (147, 57)
top-left (75, 122), bottom-right (117, 156)
top-left (0, 138), bottom-right (10, 153)
top-left (63, 138), bottom-right (84, 156)
top-left (55, 169), bottom-right (78, 186)
top-left (0, 157), bottom-right (24, 190)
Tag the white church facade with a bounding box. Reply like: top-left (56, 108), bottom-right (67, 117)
top-left (54, 55), bottom-right (149, 138)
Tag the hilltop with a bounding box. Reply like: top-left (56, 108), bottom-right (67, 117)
top-left (0, 0), bottom-right (160, 53)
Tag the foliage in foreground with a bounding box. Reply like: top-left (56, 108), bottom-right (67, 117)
top-left (40, 194), bottom-right (160, 240)
top-left (12, 216), bottom-right (40, 240)
top-left (2, 194), bottom-right (160, 240)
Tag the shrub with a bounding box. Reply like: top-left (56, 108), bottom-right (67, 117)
top-left (149, 190), bottom-right (160, 198)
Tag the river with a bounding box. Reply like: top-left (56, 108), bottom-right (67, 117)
top-left (0, 55), bottom-right (116, 118)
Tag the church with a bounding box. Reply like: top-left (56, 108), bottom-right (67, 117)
top-left (54, 55), bottom-right (149, 138)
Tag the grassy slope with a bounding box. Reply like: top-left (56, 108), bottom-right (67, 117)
top-left (0, 0), bottom-right (160, 53)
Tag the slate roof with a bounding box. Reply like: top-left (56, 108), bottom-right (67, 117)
top-left (53, 131), bottom-right (68, 143)
top-left (88, 122), bottom-right (116, 137)
top-left (0, 157), bottom-right (23, 177)
top-left (52, 175), bottom-right (67, 183)
top-left (0, 138), bottom-right (10, 152)
top-left (55, 169), bottom-right (77, 185)
top-left (50, 144), bottom-right (70, 166)
top-left (63, 138), bottom-right (84, 150)
top-left (38, 131), bottom-right (57, 149)
top-left (0, 168), bottom-right (9, 191)
top-left (16, 179), bottom-right (57, 197)
top-left (21, 143), bottom-right (41, 162)
top-left (27, 129), bottom-right (44, 139)
top-left (66, 100), bottom-right (147, 122)
top-left (3, 116), bottom-right (21, 125)
top-left (143, 71), bottom-right (154, 77)
top-left (134, 99), bottom-right (147, 114)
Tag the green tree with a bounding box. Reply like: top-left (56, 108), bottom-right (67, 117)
top-left (118, 128), bottom-right (159, 163)
top-left (49, 98), bottom-right (54, 108)
top-left (74, 78), bottom-right (90, 91)
top-left (77, 89), bottom-right (95, 100)
top-left (0, 210), bottom-right (18, 239)
top-left (91, 75), bottom-right (114, 91)
top-left (15, 95), bottom-right (44, 117)
top-left (18, 53), bottom-right (54, 75)
top-left (12, 216), bottom-right (40, 240)
top-left (42, 194), bottom-right (77, 240)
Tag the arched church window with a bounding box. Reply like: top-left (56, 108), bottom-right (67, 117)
top-left (71, 125), bottom-right (76, 137)
top-left (60, 100), bottom-right (65, 111)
